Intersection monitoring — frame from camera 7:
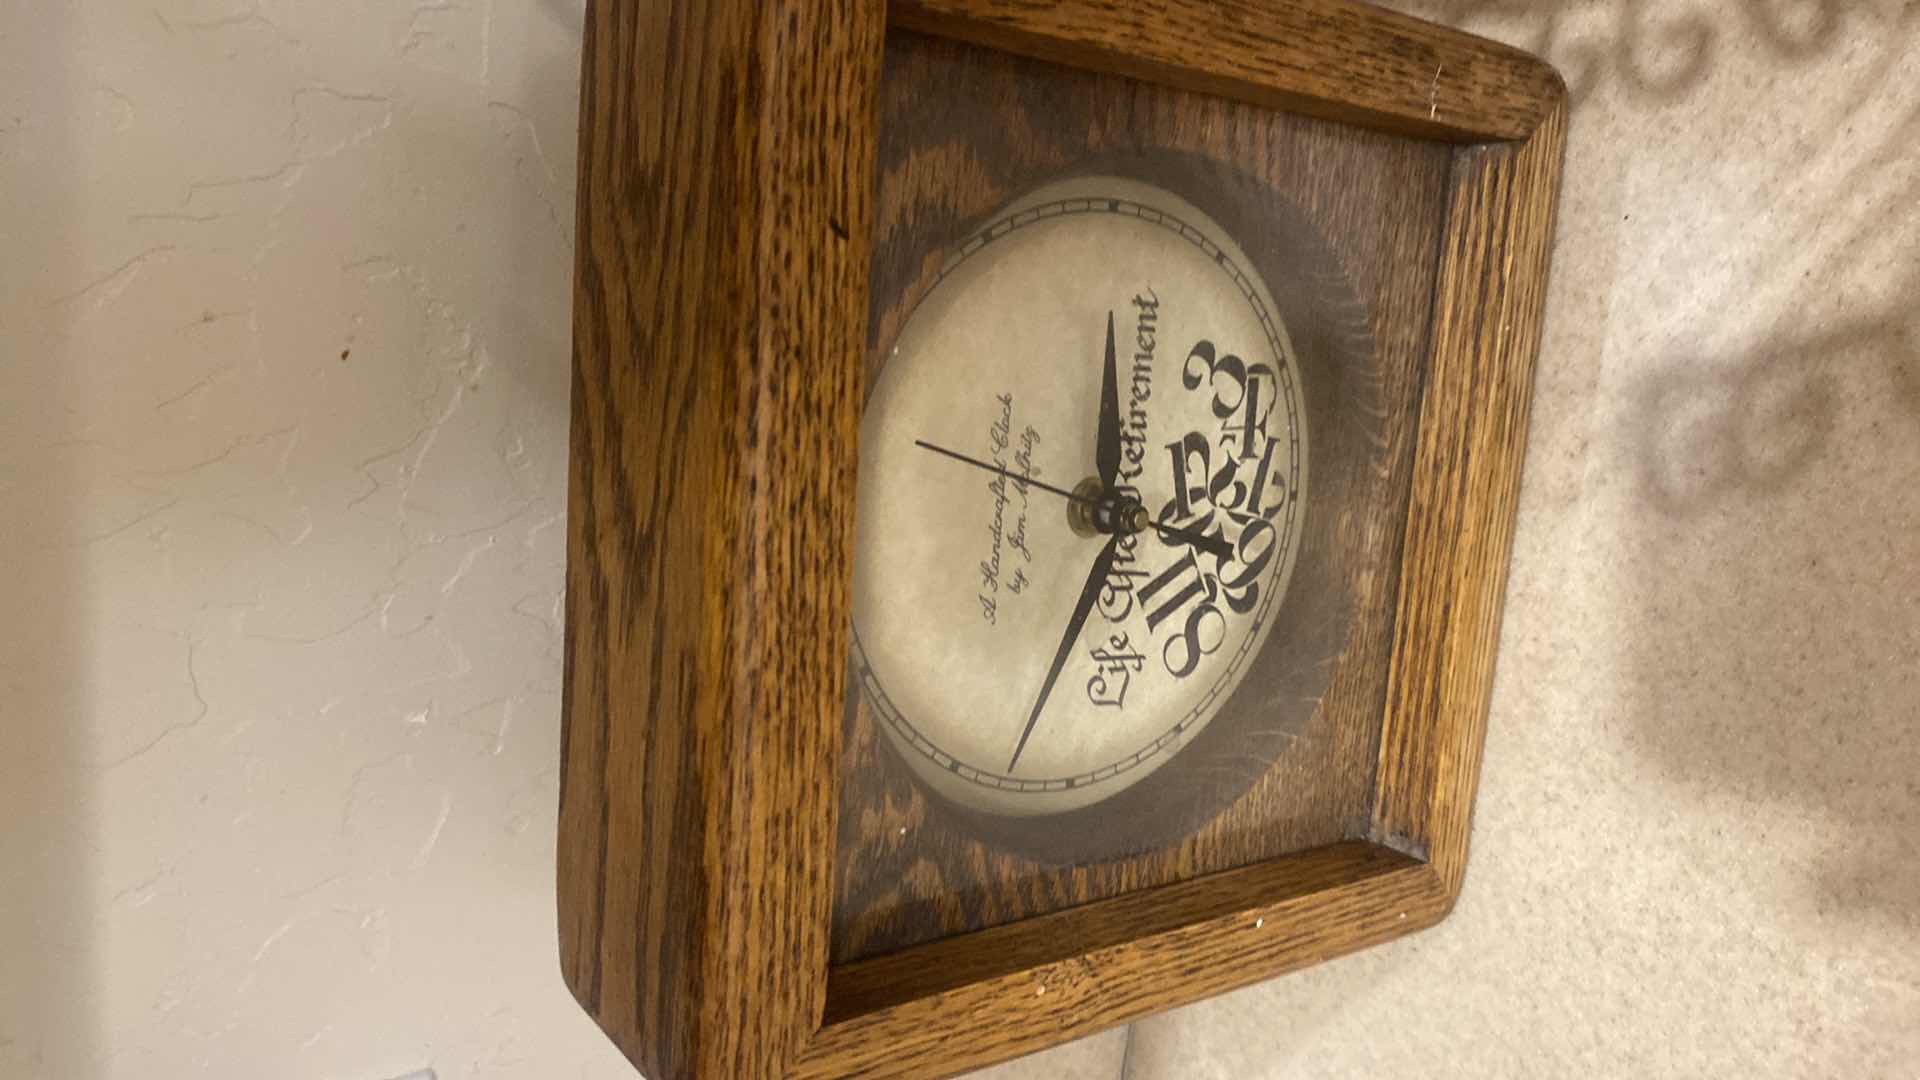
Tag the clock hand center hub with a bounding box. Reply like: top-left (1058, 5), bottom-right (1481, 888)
top-left (1066, 476), bottom-right (1149, 538)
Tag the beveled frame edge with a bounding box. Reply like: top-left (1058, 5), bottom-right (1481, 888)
top-left (1370, 96), bottom-right (1570, 895)
top-left (557, 0), bottom-right (1568, 1077)
top-left (799, 842), bottom-right (1442, 1078)
top-left (892, 0), bottom-right (1563, 143)
top-left (559, 2), bottom-right (885, 1078)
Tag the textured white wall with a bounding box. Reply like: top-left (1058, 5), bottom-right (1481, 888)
top-left (0, 1), bottom-right (631, 1076)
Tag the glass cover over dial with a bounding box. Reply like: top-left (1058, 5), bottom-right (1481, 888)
top-left (852, 176), bottom-right (1308, 818)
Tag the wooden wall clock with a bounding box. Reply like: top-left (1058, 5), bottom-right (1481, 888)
top-left (557, 1), bottom-right (1567, 1077)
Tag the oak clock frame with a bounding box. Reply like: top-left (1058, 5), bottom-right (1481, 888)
top-left (558, 1), bottom-right (1568, 1077)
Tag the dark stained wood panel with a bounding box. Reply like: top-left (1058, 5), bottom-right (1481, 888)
top-left (831, 30), bottom-right (1457, 965)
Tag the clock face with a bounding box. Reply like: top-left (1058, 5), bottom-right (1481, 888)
top-left (851, 176), bottom-right (1309, 819)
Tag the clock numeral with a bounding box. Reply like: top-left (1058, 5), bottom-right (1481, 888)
top-left (1139, 548), bottom-right (1214, 631)
top-left (1182, 340), bottom-right (1245, 418)
top-left (1163, 430), bottom-right (1282, 535)
top-left (1162, 601), bottom-right (1225, 678)
top-left (1221, 367), bottom-right (1276, 461)
top-left (1235, 371), bottom-right (1263, 460)
top-left (1162, 432), bottom-right (1210, 522)
top-left (1138, 549), bottom-right (1225, 678)
top-left (1184, 339), bottom-right (1275, 461)
top-left (1240, 435), bottom-right (1284, 522)
top-left (1218, 518), bottom-right (1276, 615)
top-left (1142, 337), bottom-right (1292, 677)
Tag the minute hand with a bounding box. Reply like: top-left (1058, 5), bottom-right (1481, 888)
top-left (1008, 536), bottom-right (1119, 772)
top-left (912, 440), bottom-right (1232, 560)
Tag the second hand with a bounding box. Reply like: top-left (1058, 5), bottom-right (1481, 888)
top-left (914, 439), bottom-right (1232, 559)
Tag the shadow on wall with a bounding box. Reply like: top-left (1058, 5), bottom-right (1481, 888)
top-left (0, 5), bottom-right (101, 1079)
top-left (1414, 0), bottom-right (1920, 921)
top-left (3, 0), bottom-right (589, 1074)
top-left (1404, 0), bottom-right (1882, 108)
top-left (1627, 84), bottom-right (1920, 928)
top-left (1399, 0), bottom-right (1920, 1066)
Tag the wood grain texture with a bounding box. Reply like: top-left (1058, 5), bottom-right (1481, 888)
top-left (831, 31), bottom-right (1455, 964)
top-left (559, 0), bottom-right (1567, 1075)
top-left (892, 0), bottom-right (1563, 142)
top-left (1370, 96), bottom-right (1570, 893)
top-left (803, 844), bottom-right (1448, 1079)
top-left (557, 1), bottom-right (883, 1077)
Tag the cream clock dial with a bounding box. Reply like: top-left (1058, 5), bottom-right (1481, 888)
top-left (852, 176), bottom-right (1308, 818)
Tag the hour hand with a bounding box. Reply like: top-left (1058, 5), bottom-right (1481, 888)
top-left (1158, 517), bottom-right (1234, 562)
top-left (1097, 310), bottom-right (1121, 487)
